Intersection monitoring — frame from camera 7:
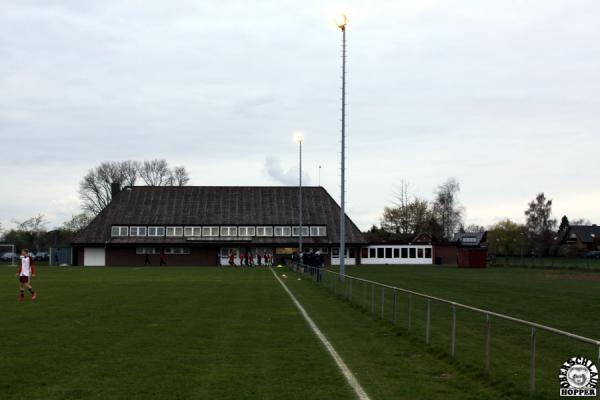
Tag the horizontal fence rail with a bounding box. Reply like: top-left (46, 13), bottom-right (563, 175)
top-left (288, 262), bottom-right (600, 396)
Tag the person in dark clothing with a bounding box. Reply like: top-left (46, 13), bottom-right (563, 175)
top-left (315, 251), bottom-right (323, 282)
top-left (159, 249), bottom-right (166, 266)
top-left (144, 253), bottom-right (151, 265)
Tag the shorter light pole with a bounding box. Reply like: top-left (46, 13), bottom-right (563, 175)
top-left (294, 132), bottom-right (304, 255)
top-left (318, 165), bottom-right (321, 186)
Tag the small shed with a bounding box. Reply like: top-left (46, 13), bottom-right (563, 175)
top-left (457, 248), bottom-right (487, 268)
top-left (50, 247), bottom-right (73, 265)
top-left (454, 231), bottom-right (488, 268)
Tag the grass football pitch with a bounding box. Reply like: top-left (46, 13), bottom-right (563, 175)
top-left (1, 265), bottom-right (599, 399)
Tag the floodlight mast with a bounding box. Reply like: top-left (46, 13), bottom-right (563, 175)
top-left (298, 135), bottom-right (303, 255)
top-left (337, 14), bottom-right (348, 280)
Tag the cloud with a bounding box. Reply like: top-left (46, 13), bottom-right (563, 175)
top-left (264, 157), bottom-right (311, 186)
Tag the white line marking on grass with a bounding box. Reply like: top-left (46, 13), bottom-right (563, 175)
top-left (269, 268), bottom-right (371, 400)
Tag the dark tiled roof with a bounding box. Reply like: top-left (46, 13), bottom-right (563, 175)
top-left (453, 231), bottom-right (487, 246)
top-left (73, 186), bottom-right (365, 245)
top-left (562, 225), bottom-right (600, 244)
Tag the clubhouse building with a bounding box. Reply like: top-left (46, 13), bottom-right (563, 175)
top-left (72, 186), bottom-right (368, 267)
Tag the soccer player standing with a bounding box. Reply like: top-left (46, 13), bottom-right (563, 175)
top-left (16, 249), bottom-right (37, 301)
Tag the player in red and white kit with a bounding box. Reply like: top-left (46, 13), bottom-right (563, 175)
top-left (16, 249), bottom-right (37, 301)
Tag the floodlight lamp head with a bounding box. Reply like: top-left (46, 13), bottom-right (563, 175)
top-left (336, 14), bottom-right (348, 30)
top-left (293, 132), bottom-right (304, 143)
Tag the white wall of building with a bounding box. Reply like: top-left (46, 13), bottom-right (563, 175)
top-left (330, 256), bottom-right (356, 266)
top-left (84, 247), bottom-right (106, 267)
top-left (361, 245), bottom-right (432, 265)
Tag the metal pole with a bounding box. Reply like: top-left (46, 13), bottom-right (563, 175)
top-left (426, 299), bottom-right (431, 345)
top-left (339, 21), bottom-right (347, 281)
top-left (393, 289), bottom-right (398, 325)
top-left (485, 314), bottom-right (491, 374)
top-left (334, 274), bottom-right (337, 294)
top-left (408, 293), bottom-right (412, 332)
top-left (598, 345), bottom-right (600, 377)
top-left (318, 165), bottom-right (321, 187)
top-left (530, 327), bottom-right (536, 395)
top-left (298, 140), bottom-right (303, 254)
top-left (451, 304), bottom-right (456, 358)
top-left (381, 286), bottom-right (385, 320)
top-left (349, 277), bottom-right (352, 301)
top-left (371, 283), bottom-right (375, 314)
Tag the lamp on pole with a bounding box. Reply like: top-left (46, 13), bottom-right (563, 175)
top-left (318, 165), bottom-right (321, 187)
top-left (336, 14), bottom-right (348, 279)
top-left (294, 132), bottom-right (304, 255)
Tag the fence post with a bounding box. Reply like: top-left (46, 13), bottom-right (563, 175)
top-left (530, 327), bottom-right (536, 395)
top-left (597, 345), bottom-right (600, 378)
top-left (408, 293), bottom-right (412, 332)
top-left (349, 278), bottom-right (352, 302)
top-left (381, 286), bottom-right (385, 320)
top-left (426, 299), bottom-right (431, 345)
top-left (371, 283), bottom-right (375, 314)
top-left (393, 289), bottom-right (398, 325)
top-left (451, 303), bottom-right (456, 358)
top-left (334, 274), bottom-right (337, 294)
top-left (485, 314), bottom-right (491, 375)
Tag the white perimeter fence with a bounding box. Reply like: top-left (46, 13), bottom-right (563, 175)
top-left (289, 262), bottom-right (600, 397)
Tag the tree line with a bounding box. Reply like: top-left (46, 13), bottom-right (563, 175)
top-left (365, 178), bottom-right (465, 242)
top-left (368, 180), bottom-right (594, 257)
top-left (488, 194), bottom-right (592, 257)
top-left (0, 159), bottom-right (190, 251)
top-left (80, 159), bottom-right (190, 215)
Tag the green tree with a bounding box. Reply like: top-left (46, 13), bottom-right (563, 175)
top-left (558, 215), bottom-right (570, 233)
top-left (524, 193), bottom-right (557, 256)
top-left (62, 213), bottom-right (92, 233)
top-left (487, 219), bottom-right (527, 256)
top-left (381, 180), bottom-right (432, 239)
top-left (380, 199), bottom-right (432, 239)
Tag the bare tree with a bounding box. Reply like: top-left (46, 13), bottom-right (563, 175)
top-left (11, 214), bottom-right (48, 251)
top-left (79, 161), bottom-right (139, 215)
top-left (171, 166), bottom-right (190, 186)
top-left (62, 213), bottom-right (92, 233)
top-left (80, 159), bottom-right (190, 215)
top-left (140, 159), bottom-right (173, 186)
top-left (432, 178), bottom-right (464, 240)
top-left (465, 224), bottom-right (485, 233)
top-left (121, 160), bottom-right (140, 187)
top-left (13, 214), bottom-right (47, 233)
top-left (391, 180), bottom-right (411, 235)
top-left (570, 218), bottom-right (592, 226)
top-left (381, 179), bottom-right (432, 237)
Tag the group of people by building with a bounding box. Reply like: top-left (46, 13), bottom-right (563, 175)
top-left (228, 251), bottom-right (274, 267)
top-left (292, 250), bottom-right (325, 268)
top-left (292, 249), bottom-right (326, 281)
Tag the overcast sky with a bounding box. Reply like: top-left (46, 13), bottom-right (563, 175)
top-left (1, 0), bottom-right (599, 232)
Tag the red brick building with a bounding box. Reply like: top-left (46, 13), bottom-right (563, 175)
top-left (72, 186), bottom-right (366, 267)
